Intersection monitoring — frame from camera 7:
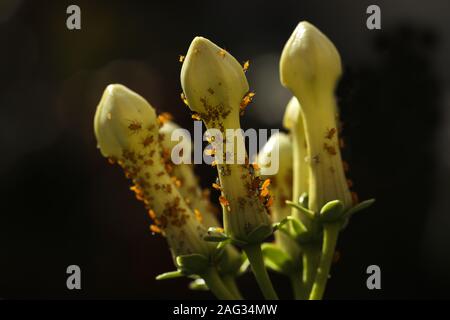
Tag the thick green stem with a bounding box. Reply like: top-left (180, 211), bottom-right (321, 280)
top-left (302, 243), bottom-right (320, 298)
top-left (244, 244), bottom-right (279, 300)
top-left (289, 271), bottom-right (305, 300)
top-left (222, 274), bottom-right (243, 300)
top-left (201, 268), bottom-right (236, 300)
top-left (309, 223), bottom-right (340, 300)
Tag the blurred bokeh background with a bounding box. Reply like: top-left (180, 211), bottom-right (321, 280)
top-left (1, 0), bottom-right (449, 299)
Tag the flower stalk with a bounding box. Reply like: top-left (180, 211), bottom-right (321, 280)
top-left (159, 120), bottom-right (243, 297)
top-left (92, 21), bottom-right (374, 300)
top-left (280, 21), bottom-right (352, 213)
top-left (181, 37), bottom-right (277, 299)
top-left (94, 84), bottom-right (235, 299)
top-left (280, 21), bottom-right (374, 299)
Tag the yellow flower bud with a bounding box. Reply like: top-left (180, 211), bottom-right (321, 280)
top-left (94, 84), bottom-right (158, 159)
top-left (257, 132), bottom-right (300, 258)
top-left (283, 97), bottom-right (308, 217)
top-left (94, 84), bottom-right (212, 260)
top-left (181, 37), bottom-right (271, 244)
top-left (280, 22), bottom-right (352, 212)
top-left (180, 36), bottom-right (249, 130)
top-left (280, 21), bottom-right (341, 109)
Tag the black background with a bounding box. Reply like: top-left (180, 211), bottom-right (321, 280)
top-left (1, 0), bottom-right (449, 299)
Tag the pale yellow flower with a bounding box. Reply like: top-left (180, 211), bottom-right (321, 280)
top-left (181, 37), bottom-right (272, 244)
top-left (280, 22), bottom-right (352, 212)
top-left (94, 84), bottom-right (212, 260)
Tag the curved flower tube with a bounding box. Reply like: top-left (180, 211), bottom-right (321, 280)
top-left (181, 36), bottom-right (277, 299)
top-left (280, 21), bottom-right (352, 213)
top-left (94, 84), bottom-right (213, 259)
top-left (159, 121), bottom-right (243, 279)
top-left (181, 37), bottom-right (272, 244)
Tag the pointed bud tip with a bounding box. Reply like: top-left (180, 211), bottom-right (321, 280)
top-left (180, 36), bottom-right (249, 119)
top-left (283, 97), bottom-right (301, 130)
top-left (94, 84), bottom-right (157, 158)
top-left (280, 21), bottom-right (342, 101)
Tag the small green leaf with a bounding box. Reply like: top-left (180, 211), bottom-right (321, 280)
top-left (287, 216), bottom-right (308, 235)
top-left (176, 254), bottom-right (209, 274)
top-left (272, 216), bottom-right (290, 232)
top-left (155, 270), bottom-right (184, 280)
top-left (319, 200), bottom-right (345, 223)
top-left (286, 200), bottom-right (315, 220)
top-left (287, 216), bottom-right (314, 244)
top-left (246, 224), bottom-right (273, 244)
top-left (345, 199), bottom-right (375, 218)
top-left (204, 235), bottom-right (229, 242)
top-left (189, 278), bottom-right (209, 291)
top-left (261, 243), bottom-right (296, 275)
top-left (204, 227), bottom-right (229, 242)
top-left (299, 192), bottom-right (309, 208)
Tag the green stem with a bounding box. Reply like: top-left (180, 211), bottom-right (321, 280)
top-left (243, 244), bottom-right (279, 300)
top-left (309, 223), bottom-right (340, 300)
top-left (222, 274), bottom-right (243, 299)
top-left (201, 267), bottom-right (236, 300)
top-left (289, 271), bottom-right (305, 300)
top-left (302, 243), bottom-right (320, 298)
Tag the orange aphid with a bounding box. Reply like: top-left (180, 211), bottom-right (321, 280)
top-left (128, 120), bottom-right (142, 133)
top-left (180, 92), bottom-right (189, 106)
top-left (135, 193), bottom-right (145, 201)
top-left (218, 49), bottom-right (226, 58)
top-left (141, 136), bottom-right (154, 148)
top-left (165, 163), bottom-right (174, 174)
top-left (219, 196), bottom-right (229, 206)
top-left (148, 209), bottom-right (157, 220)
top-left (172, 177), bottom-right (182, 188)
top-left (260, 188), bottom-right (269, 197)
top-left (325, 127), bottom-right (337, 140)
top-left (179, 55), bottom-right (185, 63)
top-left (243, 60), bottom-right (250, 72)
top-left (252, 163), bottom-right (260, 171)
top-left (324, 143), bottom-right (337, 155)
top-left (212, 183), bottom-right (221, 190)
top-left (130, 185), bottom-right (141, 194)
top-left (240, 92), bottom-right (255, 113)
top-left (191, 113), bottom-right (202, 121)
top-left (107, 157), bottom-right (116, 165)
top-left (124, 171), bottom-right (133, 179)
top-left (158, 112), bottom-right (173, 125)
top-left (261, 178), bottom-right (271, 190)
top-left (150, 224), bottom-right (162, 234)
top-left (194, 209), bottom-right (203, 223)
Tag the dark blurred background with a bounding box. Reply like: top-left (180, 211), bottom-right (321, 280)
top-left (1, 0), bottom-right (449, 299)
